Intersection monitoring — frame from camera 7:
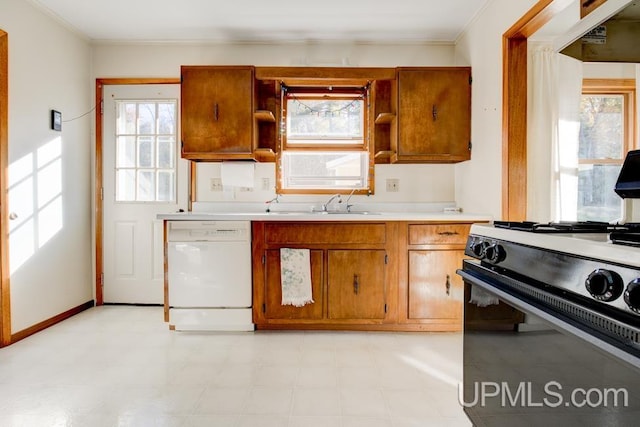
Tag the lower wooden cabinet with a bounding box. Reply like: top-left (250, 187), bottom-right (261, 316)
top-left (408, 249), bottom-right (465, 321)
top-left (327, 250), bottom-right (386, 320)
top-left (264, 249), bottom-right (324, 320)
top-left (252, 221), bottom-right (392, 329)
top-left (252, 220), bottom-right (479, 331)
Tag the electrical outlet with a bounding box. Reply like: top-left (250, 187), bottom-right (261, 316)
top-left (210, 178), bottom-right (222, 192)
top-left (261, 177), bottom-right (271, 191)
top-left (386, 178), bottom-right (400, 192)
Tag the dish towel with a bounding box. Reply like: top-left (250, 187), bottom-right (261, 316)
top-left (280, 248), bottom-right (314, 307)
top-left (469, 284), bottom-right (500, 307)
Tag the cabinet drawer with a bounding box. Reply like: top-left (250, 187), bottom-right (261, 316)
top-left (408, 224), bottom-right (470, 245)
top-left (264, 223), bottom-right (386, 245)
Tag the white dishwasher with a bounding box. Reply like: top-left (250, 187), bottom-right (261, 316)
top-left (167, 220), bottom-right (253, 331)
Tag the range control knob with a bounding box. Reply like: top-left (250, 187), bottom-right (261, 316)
top-left (585, 269), bottom-right (624, 302)
top-left (624, 279), bottom-right (640, 313)
top-left (471, 240), bottom-right (489, 258)
top-left (484, 244), bottom-right (506, 264)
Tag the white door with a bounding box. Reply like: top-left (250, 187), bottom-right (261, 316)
top-left (103, 84), bottom-right (187, 303)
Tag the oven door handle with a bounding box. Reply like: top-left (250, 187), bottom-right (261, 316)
top-left (458, 269), bottom-right (640, 369)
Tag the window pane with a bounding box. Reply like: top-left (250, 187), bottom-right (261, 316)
top-left (287, 98), bottom-right (363, 142)
top-left (157, 170), bottom-right (175, 202)
top-left (137, 170), bottom-right (155, 201)
top-left (117, 102), bottom-right (137, 134)
top-left (157, 136), bottom-right (175, 169)
top-left (116, 136), bottom-right (136, 167)
top-left (577, 164), bottom-right (623, 221)
top-left (282, 151), bottom-right (367, 189)
top-left (158, 103), bottom-right (176, 134)
top-left (116, 169), bottom-right (136, 201)
top-left (138, 136), bottom-right (154, 168)
top-left (137, 103), bottom-right (156, 135)
top-left (579, 95), bottom-right (624, 160)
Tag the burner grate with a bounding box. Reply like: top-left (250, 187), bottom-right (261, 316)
top-left (494, 220), bottom-right (628, 233)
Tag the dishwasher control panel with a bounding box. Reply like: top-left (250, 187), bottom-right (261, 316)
top-left (167, 220), bottom-right (251, 242)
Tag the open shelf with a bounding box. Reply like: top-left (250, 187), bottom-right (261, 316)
top-left (254, 148), bottom-right (276, 162)
top-left (374, 150), bottom-right (394, 161)
top-left (374, 112), bottom-right (395, 124)
top-left (254, 110), bottom-right (276, 122)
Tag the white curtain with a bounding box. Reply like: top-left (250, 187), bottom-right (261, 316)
top-left (528, 44), bottom-right (583, 222)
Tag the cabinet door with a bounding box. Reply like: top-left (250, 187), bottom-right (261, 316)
top-left (328, 250), bottom-right (386, 320)
top-left (396, 68), bottom-right (471, 162)
top-left (264, 249), bottom-right (324, 320)
top-left (408, 249), bottom-right (465, 320)
top-left (181, 66), bottom-right (254, 159)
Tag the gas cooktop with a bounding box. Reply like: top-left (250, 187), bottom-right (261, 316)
top-left (494, 221), bottom-right (640, 247)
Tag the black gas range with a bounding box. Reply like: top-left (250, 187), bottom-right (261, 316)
top-left (457, 222), bottom-right (640, 426)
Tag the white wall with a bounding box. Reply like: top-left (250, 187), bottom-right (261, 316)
top-left (0, 0), bottom-right (93, 332)
top-left (454, 0), bottom-right (539, 220)
top-left (93, 42), bottom-right (462, 206)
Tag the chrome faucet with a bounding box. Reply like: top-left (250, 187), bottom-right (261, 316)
top-left (265, 194), bottom-right (280, 212)
top-left (344, 188), bottom-right (357, 212)
top-left (322, 194), bottom-right (342, 212)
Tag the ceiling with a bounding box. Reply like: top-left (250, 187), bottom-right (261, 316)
top-left (28, 0), bottom-right (490, 44)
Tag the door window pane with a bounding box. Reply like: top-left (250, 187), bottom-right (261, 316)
top-left (115, 100), bottom-right (177, 202)
top-left (137, 170), bottom-right (155, 201)
top-left (116, 103), bottom-right (137, 134)
top-left (116, 136), bottom-right (135, 168)
top-left (157, 136), bottom-right (175, 169)
top-left (157, 170), bottom-right (175, 202)
top-left (137, 136), bottom-right (154, 168)
top-left (137, 103), bottom-right (156, 135)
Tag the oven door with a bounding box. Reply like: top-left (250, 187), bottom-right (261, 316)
top-left (458, 261), bottom-right (640, 427)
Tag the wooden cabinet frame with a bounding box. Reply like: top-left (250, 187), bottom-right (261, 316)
top-left (252, 220), bottom-right (478, 332)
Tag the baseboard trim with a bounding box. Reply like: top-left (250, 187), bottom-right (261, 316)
top-left (102, 302), bottom-right (163, 307)
top-left (10, 300), bottom-right (95, 345)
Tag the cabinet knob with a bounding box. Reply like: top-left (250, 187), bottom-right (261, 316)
top-left (353, 274), bottom-right (359, 295)
top-left (445, 274), bottom-right (451, 296)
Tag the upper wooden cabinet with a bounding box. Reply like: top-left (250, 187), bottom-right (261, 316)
top-left (392, 67), bottom-right (472, 163)
top-left (180, 66), bottom-right (255, 160)
top-left (179, 65), bottom-right (472, 163)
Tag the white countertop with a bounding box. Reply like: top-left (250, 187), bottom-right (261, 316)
top-left (157, 202), bottom-right (493, 222)
top-left (470, 223), bottom-right (640, 268)
top-left (157, 211), bottom-right (492, 222)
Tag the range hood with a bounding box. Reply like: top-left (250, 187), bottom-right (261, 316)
top-left (615, 149), bottom-right (640, 198)
top-left (556, 0), bottom-right (640, 62)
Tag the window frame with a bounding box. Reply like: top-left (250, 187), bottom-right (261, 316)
top-left (276, 84), bottom-right (374, 195)
top-left (578, 78), bottom-right (637, 221)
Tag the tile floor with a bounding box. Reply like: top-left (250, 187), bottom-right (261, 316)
top-left (0, 306), bottom-right (472, 427)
